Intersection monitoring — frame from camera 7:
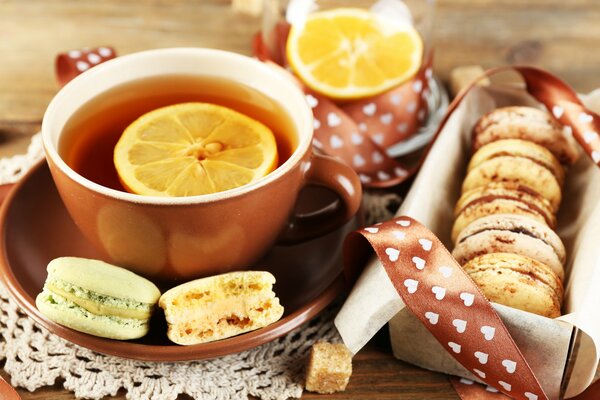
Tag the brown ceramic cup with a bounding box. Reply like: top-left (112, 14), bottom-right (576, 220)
top-left (41, 48), bottom-right (362, 281)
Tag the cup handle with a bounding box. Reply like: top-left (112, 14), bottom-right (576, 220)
top-left (277, 153), bottom-right (362, 244)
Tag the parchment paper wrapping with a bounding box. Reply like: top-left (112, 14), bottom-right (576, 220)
top-left (335, 84), bottom-right (600, 399)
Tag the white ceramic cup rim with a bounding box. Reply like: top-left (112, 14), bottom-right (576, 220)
top-left (42, 47), bottom-right (313, 205)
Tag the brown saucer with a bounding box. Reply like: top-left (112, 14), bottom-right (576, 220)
top-left (0, 161), bottom-right (353, 361)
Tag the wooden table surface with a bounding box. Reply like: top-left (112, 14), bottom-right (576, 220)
top-left (1, 1), bottom-right (600, 399)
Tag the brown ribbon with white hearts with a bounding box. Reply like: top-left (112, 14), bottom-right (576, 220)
top-left (344, 217), bottom-right (548, 400)
top-left (254, 24), bottom-right (431, 188)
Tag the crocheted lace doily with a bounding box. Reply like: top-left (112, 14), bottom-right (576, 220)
top-left (0, 133), bottom-right (400, 400)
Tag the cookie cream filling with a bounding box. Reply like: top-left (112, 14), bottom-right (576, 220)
top-left (38, 289), bottom-right (147, 328)
top-left (45, 279), bottom-right (153, 320)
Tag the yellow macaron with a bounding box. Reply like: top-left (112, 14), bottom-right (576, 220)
top-left (463, 253), bottom-right (563, 318)
top-left (159, 271), bottom-right (284, 345)
top-left (472, 106), bottom-right (579, 165)
top-left (463, 139), bottom-right (563, 211)
top-left (452, 182), bottom-right (556, 243)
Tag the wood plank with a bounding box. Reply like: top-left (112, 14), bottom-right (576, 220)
top-left (432, 3), bottom-right (600, 91)
top-left (2, 0), bottom-right (600, 124)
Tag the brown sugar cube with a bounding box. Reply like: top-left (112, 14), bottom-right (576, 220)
top-left (305, 342), bottom-right (353, 394)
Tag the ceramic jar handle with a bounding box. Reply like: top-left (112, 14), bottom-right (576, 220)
top-left (277, 153), bottom-right (362, 244)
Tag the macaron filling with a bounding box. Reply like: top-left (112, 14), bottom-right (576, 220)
top-left (44, 279), bottom-right (154, 320)
top-left (458, 226), bottom-right (549, 247)
top-left (37, 290), bottom-right (148, 328)
top-left (456, 195), bottom-right (555, 228)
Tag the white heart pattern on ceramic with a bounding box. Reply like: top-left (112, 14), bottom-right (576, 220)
top-left (459, 292), bottom-right (475, 307)
top-left (363, 103), bottom-right (377, 116)
top-left (448, 341), bottom-right (461, 354)
top-left (481, 325), bottom-right (495, 341)
top-left (460, 378), bottom-right (473, 385)
top-left (406, 101), bottom-right (417, 113)
top-left (306, 94), bottom-right (318, 108)
top-left (412, 256), bottom-right (426, 270)
top-left (396, 122), bottom-right (408, 133)
top-left (364, 227), bottom-right (379, 234)
top-left (329, 134), bottom-right (344, 149)
top-left (372, 151), bottom-right (384, 164)
top-left (395, 167), bottom-right (408, 177)
top-left (418, 238), bottom-right (432, 251)
top-left (396, 220), bottom-right (411, 227)
top-left (424, 311), bottom-right (439, 325)
top-left (88, 53), bottom-right (101, 64)
top-left (412, 79), bottom-right (423, 93)
top-left (391, 230), bottom-right (406, 240)
top-left (474, 351), bottom-right (488, 364)
top-left (76, 61), bottom-right (90, 72)
top-left (452, 319), bottom-right (467, 333)
top-left (353, 154), bottom-right (366, 168)
top-left (525, 392), bottom-right (539, 400)
top-left (583, 130), bottom-right (598, 143)
top-left (485, 386), bottom-right (499, 393)
top-left (439, 266), bottom-right (453, 278)
top-left (404, 279), bottom-right (419, 294)
top-left (431, 286), bottom-right (446, 300)
top-left (380, 113), bottom-right (393, 125)
top-left (385, 247), bottom-right (400, 262)
top-left (358, 122), bottom-right (368, 132)
top-left (391, 94), bottom-right (402, 105)
top-left (327, 112), bottom-right (342, 127)
top-left (579, 112), bottom-right (594, 123)
top-left (372, 133), bottom-right (385, 145)
top-left (592, 150), bottom-right (600, 164)
top-left (502, 359), bottom-right (517, 374)
top-left (499, 381), bottom-right (512, 392)
top-left (313, 119), bottom-right (321, 130)
top-left (473, 369), bottom-right (486, 379)
top-left (351, 132), bottom-right (364, 145)
top-left (552, 105), bottom-right (564, 119)
top-left (359, 174), bottom-right (372, 184)
top-left (377, 171), bottom-right (391, 181)
top-left (98, 47), bottom-right (112, 57)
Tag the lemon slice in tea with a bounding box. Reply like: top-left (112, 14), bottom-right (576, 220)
top-left (286, 7), bottom-right (423, 100)
top-left (114, 102), bottom-right (278, 196)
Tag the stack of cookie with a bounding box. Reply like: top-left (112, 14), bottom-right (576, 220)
top-left (450, 106), bottom-right (579, 318)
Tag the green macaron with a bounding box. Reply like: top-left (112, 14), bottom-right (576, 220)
top-left (36, 257), bottom-right (161, 340)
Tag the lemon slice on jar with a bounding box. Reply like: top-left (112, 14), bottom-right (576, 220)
top-left (114, 102), bottom-right (278, 197)
top-left (286, 7), bottom-right (423, 100)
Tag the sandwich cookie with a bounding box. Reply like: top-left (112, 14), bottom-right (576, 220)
top-left (451, 182), bottom-right (556, 243)
top-left (36, 257), bottom-right (161, 340)
top-left (159, 271), bottom-right (284, 345)
top-left (463, 139), bottom-right (563, 211)
top-left (472, 106), bottom-right (579, 165)
top-left (463, 253), bottom-right (563, 318)
top-left (453, 214), bottom-right (566, 279)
